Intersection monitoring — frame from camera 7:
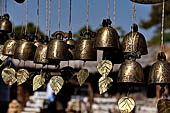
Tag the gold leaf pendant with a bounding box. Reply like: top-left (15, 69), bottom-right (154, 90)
top-left (16, 69), bottom-right (29, 85)
top-left (33, 74), bottom-right (45, 91)
top-left (1, 67), bottom-right (17, 85)
top-left (97, 60), bottom-right (113, 77)
top-left (50, 76), bottom-right (64, 95)
top-left (77, 69), bottom-right (89, 86)
top-left (118, 97), bottom-right (135, 113)
top-left (98, 76), bottom-right (113, 94)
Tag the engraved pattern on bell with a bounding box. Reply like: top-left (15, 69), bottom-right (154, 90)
top-left (14, 39), bottom-right (36, 61)
top-left (95, 27), bottom-right (120, 49)
top-left (66, 39), bottom-right (76, 59)
top-left (34, 44), bottom-right (48, 64)
top-left (149, 60), bottom-right (170, 84)
top-left (76, 39), bottom-right (97, 61)
top-left (16, 69), bottom-right (29, 85)
top-left (1, 67), bottom-right (17, 85)
top-left (50, 76), bottom-right (64, 95)
top-left (117, 60), bottom-right (144, 84)
top-left (3, 39), bottom-right (17, 56)
top-left (157, 99), bottom-right (170, 113)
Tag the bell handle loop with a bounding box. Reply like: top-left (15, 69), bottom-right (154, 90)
top-left (52, 31), bottom-right (66, 40)
top-left (81, 31), bottom-right (94, 40)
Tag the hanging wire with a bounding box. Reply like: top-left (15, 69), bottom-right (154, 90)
top-left (0, 0), bottom-right (2, 16)
top-left (58, 0), bottom-right (61, 31)
top-left (69, 0), bottom-right (72, 31)
top-left (45, 0), bottom-right (49, 36)
top-left (12, 0), bottom-right (15, 32)
top-left (48, 0), bottom-right (51, 38)
top-left (35, 0), bottom-right (39, 35)
top-left (107, 0), bottom-right (110, 18)
top-left (113, 0), bottom-right (116, 28)
top-left (2, 0), bottom-right (4, 15)
top-left (25, 0), bottom-right (28, 34)
top-left (20, 4), bottom-right (24, 34)
top-left (86, 0), bottom-right (89, 32)
top-left (131, 2), bottom-right (136, 54)
top-left (4, 0), bottom-right (6, 13)
top-left (161, 0), bottom-right (165, 51)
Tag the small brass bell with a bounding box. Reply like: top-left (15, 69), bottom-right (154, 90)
top-left (14, 34), bottom-right (36, 61)
top-left (130, 0), bottom-right (168, 4)
top-left (0, 14), bottom-right (12, 33)
top-left (47, 31), bottom-right (71, 60)
top-left (95, 18), bottom-right (120, 50)
top-left (149, 52), bottom-right (170, 84)
top-left (34, 36), bottom-right (48, 64)
top-left (3, 33), bottom-right (17, 56)
top-left (117, 57), bottom-right (144, 84)
top-left (65, 31), bottom-right (77, 60)
top-left (122, 24), bottom-right (148, 58)
top-left (14, 0), bottom-right (25, 3)
top-left (75, 31), bottom-right (97, 61)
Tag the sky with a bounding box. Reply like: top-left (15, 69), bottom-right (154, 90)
top-left (5, 0), bottom-right (156, 41)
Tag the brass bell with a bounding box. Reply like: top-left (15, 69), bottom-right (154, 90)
top-left (14, 0), bottom-right (25, 3)
top-left (95, 18), bottom-right (120, 50)
top-left (122, 24), bottom-right (148, 58)
top-left (117, 58), bottom-right (144, 84)
top-left (0, 14), bottom-right (12, 33)
top-left (130, 0), bottom-right (168, 4)
top-left (47, 31), bottom-right (71, 60)
top-left (149, 52), bottom-right (170, 84)
top-left (14, 34), bottom-right (36, 61)
top-left (65, 31), bottom-right (77, 60)
top-left (75, 31), bottom-right (97, 61)
top-left (3, 33), bottom-right (17, 56)
top-left (34, 36), bottom-right (48, 64)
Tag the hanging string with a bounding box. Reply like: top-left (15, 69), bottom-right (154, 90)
top-left (45, 0), bottom-right (48, 36)
top-left (25, 0), bottom-right (28, 35)
top-left (86, 0), bottom-right (89, 32)
top-left (113, 0), bottom-right (116, 28)
top-left (161, 0), bottom-right (165, 51)
top-left (12, 0), bottom-right (15, 32)
top-left (20, 4), bottom-right (24, 34)
top-left (107, 0), bottom-right (110, 18)
top-left (69, 0), bottom-right (72, 31)
top-left (2, 0), bottom-right (4, 15)
top-left (0, 0), bottom-right (2, 16)
top-left (58, 0), bottom-right (61, 31)
top-left (35, 0), bottom-right (39, 35)
top-left (4, 0), bottom-right (6, 13)
top-left (48, 0), bottom-right (51, 38)
top-left (131, 2), bottom-right (136, 54)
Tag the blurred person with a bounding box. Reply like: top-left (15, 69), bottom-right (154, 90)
top-left (7, 100), bottom-right (22, 113)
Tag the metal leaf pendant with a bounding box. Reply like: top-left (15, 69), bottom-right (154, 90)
top-left (16, 69), bottom-right (29, 85)
top-left (97, 60), bottom-right (113, 77)
top-left (157, 99), bottom-right (170, 113)
top-left (118, 97), bottom-right (135, 113)
top-left (33, 75), bottom-right (45, 91)
top-left (98, 76), bottom-right (113, 94)
top-left (1, 67), bottom-right (17, 85)
top-left (77, 69), bottom-right (89, 86)
top-left (50, 76), bottom-right (64, 95)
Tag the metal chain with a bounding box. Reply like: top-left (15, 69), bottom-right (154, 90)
top-left (35, 0), bottom-right (39, 35)
top-left (46, 0), bottom-right (48, 36)
top-left (49, 0), bottom-right (51, 38)
top-left (12, 0), bottom-right (15, 32)
top-left (107, 0), bottom-right (110, 18)
top-left (86, 0), bottom-right (89, 32)
top-left (58, 0), bottom-right (61, 31)
top-left (25, 0), bottom-right (28, 34)
top-left (113, 0), bottom-right (116, 28)
top-left (69, 0), bottom-right (72, 31)
top-left (161, 0), bottom-right (165, 51)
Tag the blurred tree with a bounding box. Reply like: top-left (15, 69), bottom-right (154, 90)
top-left (140, 1), bottom-right (170, 45)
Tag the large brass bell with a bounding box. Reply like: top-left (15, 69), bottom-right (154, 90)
top-left (3, 33), bottom-right (17, 56)
top-left (117, 57), bottom-right (144, 84)
top-left (95, 19), bottom-right (120, 50)
top-left (75, 31), bottom-right (97, 61)
top-left (0, 14), bottom-right (12, 33)
top-left (34, 36), bottom-right (48, 64)
top-left (65, 31), bottom-right (76, 60)
top-left (122, 24), bottom-right (148, 58)
top-left (149, 52), bottom-right (170, 84)
top-left (14, 0), bottom-right (25, 3)
top-left (130, 0), bottom-right (168, 4)
top-left (47, 31), bottom-right (71, 60)
top-left (14, 34), bottom-right (36, 61)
